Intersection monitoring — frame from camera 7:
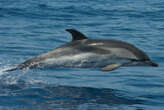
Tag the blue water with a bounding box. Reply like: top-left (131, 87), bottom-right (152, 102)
top-left (0, 0), bottom-right (164, 110)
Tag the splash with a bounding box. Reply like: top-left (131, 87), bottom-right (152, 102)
top-left (0, 65), bottom-right (28, 85)
top-left (0, 65), bottom-right (15, 76)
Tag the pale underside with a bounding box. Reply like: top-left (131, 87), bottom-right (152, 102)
top-left (42, 53), bottom-right (131, 68)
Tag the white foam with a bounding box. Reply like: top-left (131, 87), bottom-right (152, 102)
top-left (0, 64), bottom-right (29, 85)
top-left (0, 65), bottom-right (13, 76)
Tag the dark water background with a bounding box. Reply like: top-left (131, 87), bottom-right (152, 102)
top-left (0, 0), bottom-right (164, 110)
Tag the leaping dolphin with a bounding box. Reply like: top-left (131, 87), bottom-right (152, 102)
top-left (5, 29), bottom-right (158, 72)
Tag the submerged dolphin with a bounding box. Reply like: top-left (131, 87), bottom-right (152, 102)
top-left (6, 29), bottom-right (158, 72)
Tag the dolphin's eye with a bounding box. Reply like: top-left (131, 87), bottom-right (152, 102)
top-left (131, 59), bottom-right (147, 62)
top-left (131, 59), bottom-right (138, 62)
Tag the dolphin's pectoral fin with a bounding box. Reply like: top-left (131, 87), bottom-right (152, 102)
top-left (66, 29), bottom-right (88, 41)
top-left (100, 64), bottom-right (122, 71)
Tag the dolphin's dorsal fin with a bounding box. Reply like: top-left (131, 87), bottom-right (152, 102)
top-left (66, 29), bottom-right (88, 41)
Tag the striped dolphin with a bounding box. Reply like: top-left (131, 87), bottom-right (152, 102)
top-left (5, 29), bottom-right (158, 72)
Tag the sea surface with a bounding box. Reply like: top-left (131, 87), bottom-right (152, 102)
top-left (0, 0), bottom-right (164, 110)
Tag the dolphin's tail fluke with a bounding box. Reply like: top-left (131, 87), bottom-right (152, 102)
top-left (3, 62), bottom-right (38, 72)
top-left (3, 67), bottom-right (20, 72)
top-left (3, 64), bottom-right (27, 72)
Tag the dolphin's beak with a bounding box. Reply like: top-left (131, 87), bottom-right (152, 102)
top-left (145, 61), bottom-right (158, 67)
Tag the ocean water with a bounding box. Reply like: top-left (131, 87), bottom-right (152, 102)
top-left (0, 0), bottom-right (164, 110)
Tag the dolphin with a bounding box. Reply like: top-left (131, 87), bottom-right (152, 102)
top-left (5, 29), bottom-right (158, 72)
